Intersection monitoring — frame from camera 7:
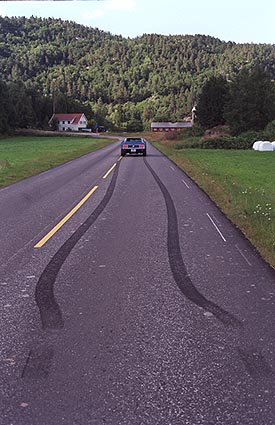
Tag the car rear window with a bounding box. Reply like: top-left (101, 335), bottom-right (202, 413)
top-left (125, 138), bottom-right (142, 142)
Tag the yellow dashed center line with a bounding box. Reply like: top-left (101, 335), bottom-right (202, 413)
top-left (102, 163), bottom-right (117, 179)
top-left (35, 157), bottom-right (122, 249)
top-left (34, 185), bottom-right (98, 248)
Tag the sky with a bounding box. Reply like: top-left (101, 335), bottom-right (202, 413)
top-left (1, 0), bottom-right (275, 44)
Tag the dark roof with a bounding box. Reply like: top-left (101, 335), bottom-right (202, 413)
top-left (151, 122), bottom-right (192, 128)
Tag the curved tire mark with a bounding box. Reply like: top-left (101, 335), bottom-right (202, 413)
top-left (144, 158), bottom-right (242, 328)
top-left (35, 161), bottom-right (120, 330)
top-left (238, 347), bottom-right (274, 378)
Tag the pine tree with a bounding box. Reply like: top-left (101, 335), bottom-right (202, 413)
top-left (224, 66), bottom-right (275, 135)
top-left (196, 75), bottom-right (229, 129)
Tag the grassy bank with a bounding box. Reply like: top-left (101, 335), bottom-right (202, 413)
top-left (0, 135), bottom-right (116, 188)
top-left (152, 138), bottom-right (275, 268)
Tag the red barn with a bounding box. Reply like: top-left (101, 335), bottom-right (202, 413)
top-left (151, 122), bottom-right (193, 132)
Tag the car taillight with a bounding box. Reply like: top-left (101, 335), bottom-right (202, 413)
top-left (123, 144), bottom-right (128, 149)
top-left (139, 145), bottom-right (145, 149)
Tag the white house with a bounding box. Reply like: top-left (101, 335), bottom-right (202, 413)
top-left (49, 113), bottom-right (88, 131)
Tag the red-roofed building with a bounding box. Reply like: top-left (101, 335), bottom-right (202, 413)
top-left (49, 113), bottom-right (88, 132)
top-left (150, 121), bottom-right (193, 132)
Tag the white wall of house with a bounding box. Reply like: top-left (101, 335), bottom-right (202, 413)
top-left (57, 116), bottom-right (88, 131)
top-left (58, 120), bottom-right (72, 131)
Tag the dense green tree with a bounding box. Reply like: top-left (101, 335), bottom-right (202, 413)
top-left (224, 67), bottom-right (275, 135)
top-left (263, 119), bottom-right (275, 140)
top-left (0, 80), bottom-right (10, 132)
top-left (126, 109), bottom-right (143, 132)
top-left (0, 78), bottom-right (94, 133)
top-left (1, 17), bottom-right (275, 132)
top-left (196, 75), bottom-right (229, 128)
top-left (25, 86), bottom-right (53, 128)
top-left (7, 81), bottom-right (36, 129)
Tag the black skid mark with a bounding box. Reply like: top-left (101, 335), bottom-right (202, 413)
top-left (35, 161), bottom-right (120, 330)
top-left (144, 158), bottom-right (242, 328)
top-left (238, 347), bottom-right (274, 378)
top-left (22, 346), bottom-right (54, 380)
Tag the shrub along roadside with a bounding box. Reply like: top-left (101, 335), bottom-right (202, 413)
top-left (169, 119), bottom-right (275, 150)
top-left (151, 140), bottom-right (275, 268)
top-left (191, 134), bottom-right (257, 149)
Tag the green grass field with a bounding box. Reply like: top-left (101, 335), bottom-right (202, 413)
top-left (152, 141), bottom-right (275, 267)
top-left (0, 135), bottom-right (115, 188)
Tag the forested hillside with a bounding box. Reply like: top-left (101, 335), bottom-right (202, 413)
top-left (1, 16), bottom-right (275, 131)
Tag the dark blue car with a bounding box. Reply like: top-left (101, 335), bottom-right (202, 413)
top-left (121, 137), bottom-right (147, 156)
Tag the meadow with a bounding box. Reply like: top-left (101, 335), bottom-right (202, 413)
top-left (152, 139), bottom-right (275, 268)
top-left (0, 135), bottom-right (115, 188)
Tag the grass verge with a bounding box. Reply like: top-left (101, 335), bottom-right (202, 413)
top-left (0, 135), bottom-right (116, 188)
top-left (151, 138), bottom-right (275, 268)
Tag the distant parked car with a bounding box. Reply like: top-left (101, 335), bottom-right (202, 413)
top-left (121, 137), bottom-right (147, 156)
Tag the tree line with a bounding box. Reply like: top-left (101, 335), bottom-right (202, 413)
top-left (196, 66), bottom-right (275, 135)
top-left (1, 16), bottom-right (275, 133)
top-left (0, 79), bottom-right (95, 133)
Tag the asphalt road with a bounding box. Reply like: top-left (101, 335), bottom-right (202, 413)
top-left (1, 140), bottom-right (275, 425)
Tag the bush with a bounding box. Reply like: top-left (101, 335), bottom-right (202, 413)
top-left (191, 134), bottom-right (258, 149)
top-left (179, 125), bottom-right (205, 138)
top-left (200, 136), bottom-right (238, 149)
top-left (237, 130), bottom-right (263, 147)
top-left (165, 131), bottom-right (179, 140)
top-left (263, 120), bottom-right (275, 140)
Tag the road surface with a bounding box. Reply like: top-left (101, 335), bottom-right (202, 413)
top-left (1, 140), bottom-right (275, 424)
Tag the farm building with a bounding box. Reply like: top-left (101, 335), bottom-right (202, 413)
top-left (151, 122), bottom-right (193, 132)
